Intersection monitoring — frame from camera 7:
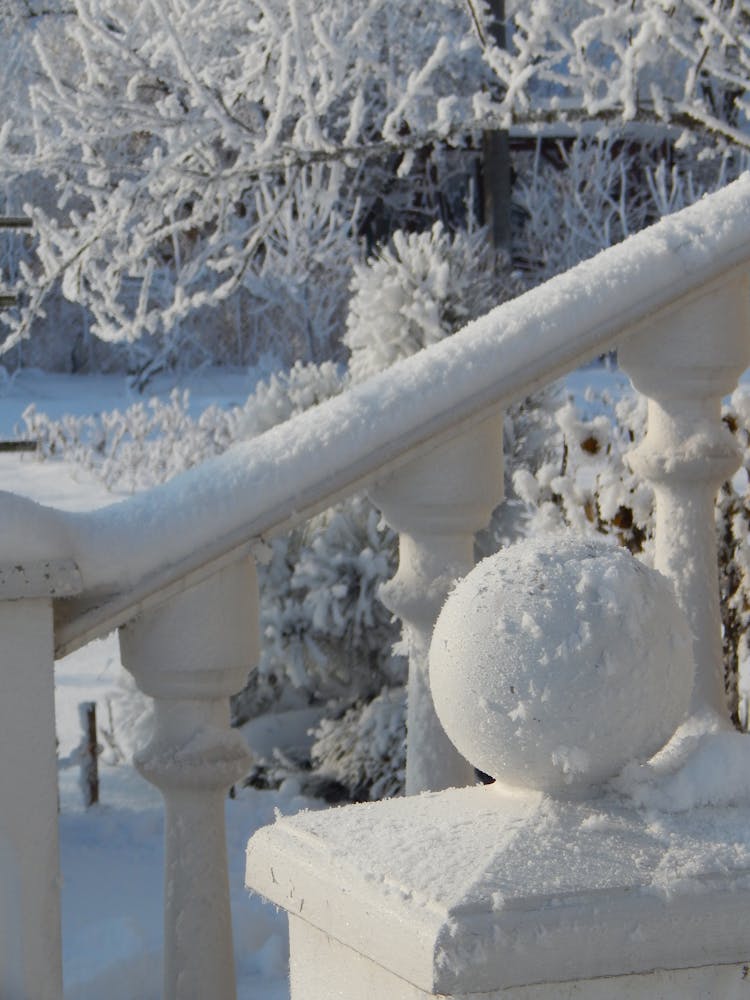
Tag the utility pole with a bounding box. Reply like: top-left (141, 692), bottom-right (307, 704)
top-left (481, 0), bottom-right (512, 255)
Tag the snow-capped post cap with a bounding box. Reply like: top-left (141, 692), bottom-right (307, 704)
top-left (0, 490), bottom-right (81, 599)
top-left (429, 536), bottom-right (694, 795)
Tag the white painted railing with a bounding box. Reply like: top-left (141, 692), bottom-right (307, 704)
top-left (3, 175), bottom-right (750, 998)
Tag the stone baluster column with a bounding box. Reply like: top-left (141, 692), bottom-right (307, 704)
top-left (119, 557), bottom-right (258, 1000)
top-left (369, 410), bottom-right (504, 794)
top-left (619, 275), bottom-right (750, 724)
top-left (0, 552), bottom-right (81, 1000)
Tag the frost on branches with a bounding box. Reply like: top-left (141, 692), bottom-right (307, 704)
top-left (487, 0), bottom-right (750, 145)
top-left (3, 1), bottom-right (750, 369)
top-left (0, 0), bottom-right (485, 368)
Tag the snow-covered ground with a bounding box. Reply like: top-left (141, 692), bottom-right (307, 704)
top-left (0, 367), bottom-right (260, 435)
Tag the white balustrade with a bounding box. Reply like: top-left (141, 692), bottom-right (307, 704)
top-left (118, 557), bottom-right (258, 1000)
top-left (2, 178), bottom-right (750, 997)
top-left (244, 200), bottom-right (750, 997)
top-left (620, 274), bottom-right (750, 722)
top-left (371, 410), bottom-right (504, 793)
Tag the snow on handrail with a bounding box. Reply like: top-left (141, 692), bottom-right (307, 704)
top-left (39, 173), bottom-right (750, 655)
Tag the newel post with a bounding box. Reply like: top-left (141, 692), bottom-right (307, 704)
top-left (248, 537), bottom-right (750, 997)
top-left (0, 551), bottom-right (81, 1000)
top-left (369, 410), bottom-right (504, 794)
top-left (620, 275), bottom-right (750, 723)
top-left (119, 557), bottom-right (258, 1000)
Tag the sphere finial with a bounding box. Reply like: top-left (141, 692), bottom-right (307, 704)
top-left (429, 536), bottom-right (694, 794)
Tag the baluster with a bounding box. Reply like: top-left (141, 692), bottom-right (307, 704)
top-left (620, 275), bottom-right (750, 723)
top-left (0, 544), bottom-right (81, 1000)
top-left (119, 557), bottom-right (258, 1000)
top-left (370, 411), bottom-right (504, 794)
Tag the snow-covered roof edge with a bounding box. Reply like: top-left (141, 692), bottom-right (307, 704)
top-left (48, 173), bottom-right (750, 653)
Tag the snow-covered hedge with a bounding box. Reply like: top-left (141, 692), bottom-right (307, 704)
top-left (309, 687), bottom-right (407, 802)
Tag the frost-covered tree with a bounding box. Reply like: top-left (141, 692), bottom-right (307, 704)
top-left (484, 0), bottom-right (750, 146)
top-left (511, 136), bottom-right (750, 281)
top-left (4, 0), bottom-right (750, 369)
top-left (0, 0), bottom-right (486, 369)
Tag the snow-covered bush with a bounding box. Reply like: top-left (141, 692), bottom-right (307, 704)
top-left (309, 687), bottom-right (406, 802)
top-left (511, 391), bottom-right (653, 554)
top-left (513, 139), bottom-right (750, 282)
top-left (237, 168), bottom-right (364, 368)
top-left (343, 215), bottom-right (561, 557)
top-left (23, 361), bottom-right (345, 491)
top-left (240, 359), bottom-right (348, 436)
top-left (239, 495), bottom-right (400, 720)
top-left (345, 221), bottom-right (524, 381)
top-left (513, 139), bottom-right (653, 280)
top-left (23, 389), bottom-right (242, 492)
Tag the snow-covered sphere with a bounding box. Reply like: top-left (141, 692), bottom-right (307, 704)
top-left (429, 536), bottom-right (694, 794)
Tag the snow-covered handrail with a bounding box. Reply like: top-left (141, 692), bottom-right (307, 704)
top-left (33, 171), bottom-right (750, 657)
